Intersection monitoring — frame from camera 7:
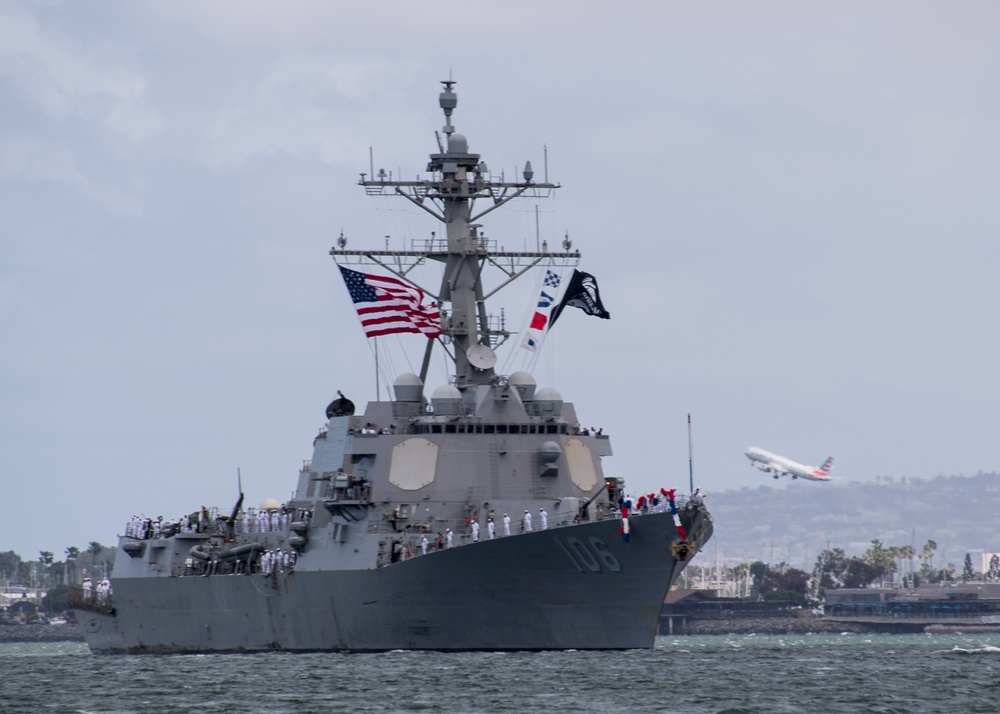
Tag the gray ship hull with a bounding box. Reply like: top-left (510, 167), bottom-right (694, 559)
top-left (73, 83), bottom-right (716, 654)
top-left (77, 512), bottom-right (709, 652)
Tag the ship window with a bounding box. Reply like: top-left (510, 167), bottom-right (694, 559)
top-left (475, 425), bottom-right (483, 433)
top-left (484, 425), bottom-right (495, 434)
top-left (432, 425), bottom-right (442, 433)
top-left (546, 425), bottom-right (558, 434)
top-left (497, 425), bottom-right (508, 434)
top-left (529, 425), bottom-right (537, 434)
top-left (445, 424), bottom-right (456, 433)
top-left (457, 425), bottom-right (466, 433)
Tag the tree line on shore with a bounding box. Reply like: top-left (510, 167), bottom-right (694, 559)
top-left (1, 544), bottom-right (115, 620)
top-left (674, 538), bottom-right (1000, 605)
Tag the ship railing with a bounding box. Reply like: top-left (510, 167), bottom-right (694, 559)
top-left (123, 506), bottom-right (226, 540)
top-left (372, 502), bottom-right (698, 568)
top-left (68, 585), bottom-right (114, 615)
top-left (171, 547), bottom-right (298, 577)
top-left (122, 505), bottom-right (317, 541)
top-left (227, 506), bottom-right (312, 534)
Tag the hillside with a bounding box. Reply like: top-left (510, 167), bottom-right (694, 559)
top-left (701, 472), bottom-right (1000, 570)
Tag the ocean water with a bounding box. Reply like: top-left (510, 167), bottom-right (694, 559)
top-left (2, 634), bottom-right (999, 714)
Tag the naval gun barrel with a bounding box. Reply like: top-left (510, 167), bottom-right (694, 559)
top-left (578, 481), bottom-right (609, 521)
top-left (226, 492), bottom-right (244, 542)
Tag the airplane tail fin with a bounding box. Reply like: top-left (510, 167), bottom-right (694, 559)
top-left (814, 457), bottom-right (834, 478)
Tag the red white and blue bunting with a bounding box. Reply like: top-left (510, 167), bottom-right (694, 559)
top-left (619, 488), bottom-right (689, 545)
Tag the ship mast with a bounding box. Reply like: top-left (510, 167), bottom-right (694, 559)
top-left (332, 81), bottom-right (579, 389)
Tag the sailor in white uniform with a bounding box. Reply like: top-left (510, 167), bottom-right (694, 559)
top-left (487, 518), bottom-right (496, 539)
top-left (471, 520), bottom-right (480, 542)
top-left (503, 513), bottom-right (511, 536)
top-left (446, 528), bottom-right (454, 548)
top-left (539, 508), bottom-right (548, 530)
top-left (421, 535), bottom-right (429, 554)
top-left (523, 510), bottom-right (532, 532)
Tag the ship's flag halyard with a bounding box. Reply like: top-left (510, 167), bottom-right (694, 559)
top-left (338, 265), bottom-right (441, 339)
top-left (549, 269), bottom-right (611, 327)
top-left (521, 270), bottom-right (561, 352)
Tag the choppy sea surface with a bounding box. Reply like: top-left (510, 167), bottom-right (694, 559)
top-left (2, 634), bottom-right (1000, 714)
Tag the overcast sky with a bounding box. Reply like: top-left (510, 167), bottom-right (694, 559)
top-left (3, 1), bottom-right (999, 560)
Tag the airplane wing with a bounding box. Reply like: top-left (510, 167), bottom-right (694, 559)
top-left (754, 462), bottom-right (792, 479)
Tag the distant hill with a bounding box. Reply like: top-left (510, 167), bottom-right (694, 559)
top-left (700, 472), bottom-right (1000, 571)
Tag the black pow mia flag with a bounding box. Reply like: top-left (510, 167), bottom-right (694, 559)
top-left (549, 269), bottom-right (611, 328)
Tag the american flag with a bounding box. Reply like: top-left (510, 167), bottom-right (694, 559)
top-left (338, 266), bottom-right (441, 338)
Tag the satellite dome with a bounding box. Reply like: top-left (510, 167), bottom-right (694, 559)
top-left (394, 372), bottom-right (424, 402)
top-left (431, 384), bottom-right (461, 400)
top-left (431, 384), bottom-right (462, 416)
top-left (509, 371), bottom-right (537, 401)
top-left (539, 441), bottom-right (561, 463)
top-left (259, 498), bottom-right (280, 511)
top-left (535, 387), bottom-right (563, 416)
top-left (535, 387), bottom-right (563, 402)
top-left (449, 133), bottom-right (469, 153)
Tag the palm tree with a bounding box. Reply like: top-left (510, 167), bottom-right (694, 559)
top-left (65, 547), bottom-right (81, 585)
top-left (899, 544), bottom-right (915, 579)
top-left (38, 551), bottom-right (54, 589)
top-left (86, 542), bottom-right (108, 579)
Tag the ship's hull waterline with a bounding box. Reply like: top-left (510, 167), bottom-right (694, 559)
top-left (77, 512), bottom-right (709, 653)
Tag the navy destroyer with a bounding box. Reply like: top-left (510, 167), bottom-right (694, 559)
top-left (71, 82), bottom-right (713, 652)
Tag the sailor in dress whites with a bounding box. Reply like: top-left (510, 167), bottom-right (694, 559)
top-left (487, 518), bottom-right (496, 539)
top-left (421, 535), bottom-right (429, 554)
top-left (539, 508), bottom-right (548, 530)
top-left (503, 513), bottom-right (511, 536)
top-left (523, 510), bottom-right (532, 532)
top-left (471, 520), bottom-right (480, 542)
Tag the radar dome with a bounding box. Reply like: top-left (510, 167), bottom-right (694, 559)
top-left (431, 384), bottom-right (462, 416)
top-left (539, 441), bottom-right (561, 463)
top-left (535, 387), bottom-right (563, 402)
top-left (535, 387), bottom-right (563, 416)
top-left (394, 372), bottom-right (424, 402)
top-left (509, 371), bottom-right (537, 401)
top-left (449, 134), bottom-right (469, 153)
top-left (259, 498), bottom-right (280, 511)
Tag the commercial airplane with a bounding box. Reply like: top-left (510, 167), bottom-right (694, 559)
top-left (744, 447), bottom-right (834, 481)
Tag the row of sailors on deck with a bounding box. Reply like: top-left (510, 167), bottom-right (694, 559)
top-left (359, 423), bottom-right (395, 435)
top-left (127, 508), bottom-right (313, 540)
top-left (184, 548), bottom-right (299, 576)
top-left (469, 508), bottom-right (549, 543)
top-left (127, 514), bottom-right (183, 539)
top-left (240, 508), bottom-right (301, 533)
top-left (413, 507), bottom-right (553, 555)
top-left (81, 577), bottom-right (112, 603)
top-left (240, 507), bottom-right (313, 533)
top-left (127, 509), bottom-right (216, 539)
top-left (260, 548), bottom-right (297, 576)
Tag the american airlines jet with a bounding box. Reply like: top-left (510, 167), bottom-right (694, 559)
top-left (744, 447), bottom-right (834, 481)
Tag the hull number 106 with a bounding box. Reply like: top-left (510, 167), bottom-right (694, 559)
top-left (554, 536), bottom-right (622, 573)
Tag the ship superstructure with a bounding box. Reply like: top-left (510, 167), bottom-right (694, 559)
top-left (71, 82), bottom-right (713, 652)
